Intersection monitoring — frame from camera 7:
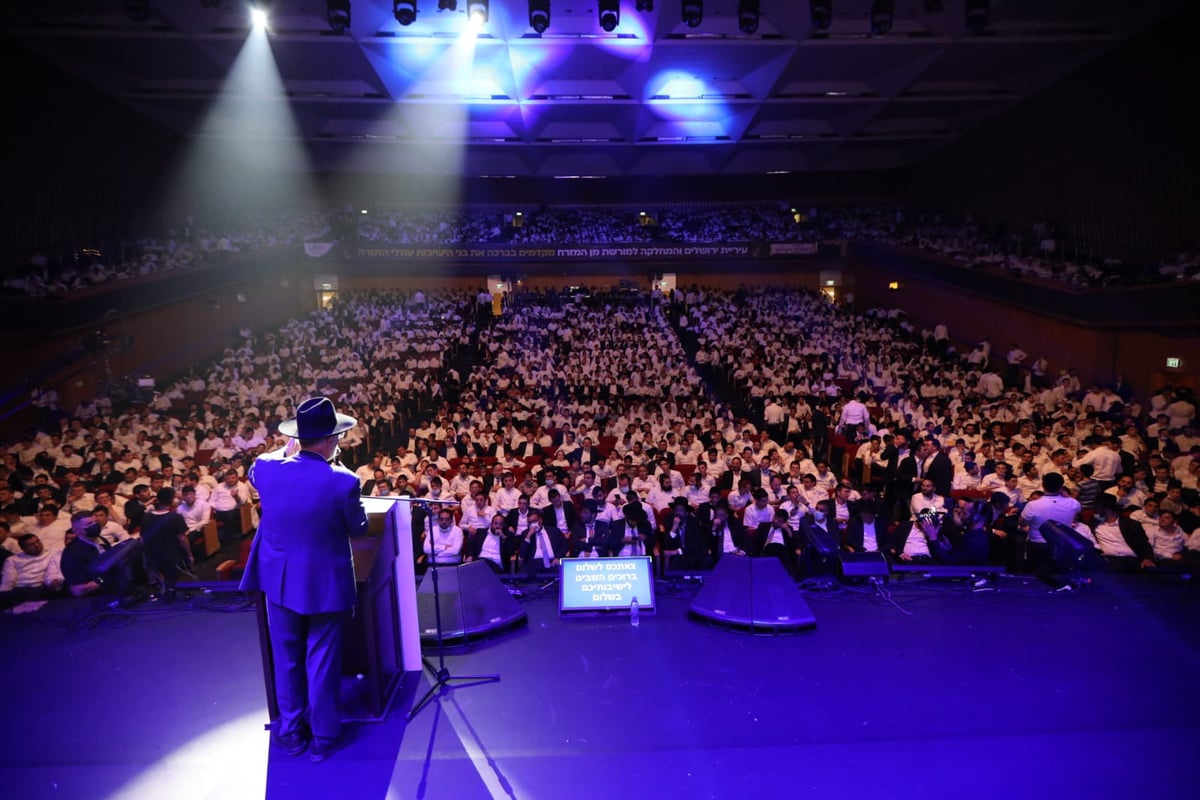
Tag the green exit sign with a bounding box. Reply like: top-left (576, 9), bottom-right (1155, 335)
top-left (1166, 357), bottom-right (1181, 368)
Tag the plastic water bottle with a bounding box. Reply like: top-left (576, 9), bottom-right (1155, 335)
top-left (630, 597), bottom-right (640, 627)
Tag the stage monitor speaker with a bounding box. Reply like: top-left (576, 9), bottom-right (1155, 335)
top-left (689, 557), bottom-right (816, 633)
top-left (417, 561), bottom-right (527, 644)
top-left (1040, 519), bottom-right (1103, 573)
top-left (838, 551), bottom-right (890, 578)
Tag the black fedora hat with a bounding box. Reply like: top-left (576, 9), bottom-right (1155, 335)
top-left (278, 397), bottom-right (356, 439)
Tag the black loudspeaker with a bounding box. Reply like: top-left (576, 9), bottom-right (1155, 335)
top-left (417, 561), bottom-right (527, 644)
top-left (1040, 520), bottom-right (1102, 573)
top-left (689, 557), bottom-right (816, 633)
top-left (838, 551), bottom-right (890, 578)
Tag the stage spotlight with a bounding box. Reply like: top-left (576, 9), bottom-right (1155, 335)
top-left (125, 0), bottom-right (150, 22)
top-left (809, 0), bottom-right (831, 30)
top-left (248, 0), bottom-right (271, 29)
top-left (467, 0), bottom-right (488, 24)
top-left (636, 0), bottom-right (653, 10)
top-left (598, 0), bottom-right (619, 32)
top-left (869, 0), bottom-right (893, 35)
top-left (965, 0), bottom-right (990, 34)
top-left (529, 0), bottom-right (550, 33)
top-left (737, 0), bottom-right (758, 33)
top-left (327, 0), bottom-right (350, 32)
top-left (681, 0), bottom-right (702, 28)
top-left (394, 0), bottom-right (417, 25)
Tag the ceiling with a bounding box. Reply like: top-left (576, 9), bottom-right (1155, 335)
top-left (4, 0), bottom-right (1184, 177)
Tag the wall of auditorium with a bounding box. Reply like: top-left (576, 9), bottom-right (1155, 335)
top-left (906, 4), bottom-right (1199, 261)
top-left (2, 269), bottom-right (312, 436)
top-left (6, 55), bottom-right (182, 261)
top-left (846, 263), bottom-right (1200, 398)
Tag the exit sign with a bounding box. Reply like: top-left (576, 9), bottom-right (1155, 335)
top-left (1166, 357), bottom-right (1181, 368)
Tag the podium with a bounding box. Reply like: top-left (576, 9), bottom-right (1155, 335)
top-left (253, 498), bottom-right (422, 724)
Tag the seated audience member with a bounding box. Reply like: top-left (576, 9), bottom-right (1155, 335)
top-left (922, 499), bottom-right (992, 565)
top-left (92, 506), bottom-right (131, 545)
top-left (125, 484), bottom-right (153, 532)
top-left (1148, 510), bottom-right (1187, 564)
top-left (1129, 498), bottom-right (1159, 526)
top-left (799, 474), bottom-right (829, 510)
top-left (59, 511), bottom-right (141, 598)
top-left (176, 485), bottom-right (212, 542)
top-left (613, 501), bottom-right (653, 559)
top-left (1104, 475), bottom-right (1147, 509)
top-left (464, 513), bottom-right (516, 574)
top-left (779, 484), bottom-right (809, 529)
top-left (459, 492), bottom-right (496, 542)
top-left (542, 489), bottom-right (578, 546)
top-left (489, 472), bottom-right (521, 513)
top-left (1090, 495), bottom-right (1156, 572)
top-left (0, 533), bottom-right (63, 607)
top-left (727, 479), bottom-right (754, 512)
top-left (798, 498), bottom-right (840, 573)
top-left (741, 488), bottom-right (775, 533)
top-left (844, 500), bottom-right (887, 554)
top-left (505, 494), bottom-right (535, 540)
top-left (573, 500), bottom-right (618, 559)
top-left (422, 508), bottom-right (464, 565)
top-left (518, 511), bottom-right (566, 575)
top-left (31, 505), bottom-right (71, 553)
top-left (894, 508), bottom-right (937, 564)
top-left (645, 475), bottom-right (677, 514)
top-left (1158, 480), bottom-right (1186, 516)
top-left (529, 471), bottom-right (562, 510)
top-left (708, 503), bottom-right (748, 562)
top-left (756, 508), bottom-right (800, 574)
top-left (657, 498), bottom-right (699, 572)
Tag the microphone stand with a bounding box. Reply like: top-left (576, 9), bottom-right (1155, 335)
top-left (407, 498), bottom-right (500, 721)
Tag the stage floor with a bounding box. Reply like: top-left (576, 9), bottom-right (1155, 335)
top-left (2, 573), bottom-right (1197, 800)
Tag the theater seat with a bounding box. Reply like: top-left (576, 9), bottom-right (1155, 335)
top-left (215, 537), bottom-right (254, 582)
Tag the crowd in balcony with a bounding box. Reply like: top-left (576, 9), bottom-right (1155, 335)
top-left (7, 205), bottom-right (1196, 298)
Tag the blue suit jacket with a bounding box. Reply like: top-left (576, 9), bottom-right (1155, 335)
top-left (240, 448), bottom-right (368, 614)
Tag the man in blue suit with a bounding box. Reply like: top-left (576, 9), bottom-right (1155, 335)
top-left (240, 398), bottom-right (368, 762)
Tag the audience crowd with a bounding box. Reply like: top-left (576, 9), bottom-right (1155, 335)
top-left (4, 280), bottom-right (1197, 606)
top-left (8, 205), bottom-right (1196, 297)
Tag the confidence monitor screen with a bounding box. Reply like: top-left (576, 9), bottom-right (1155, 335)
top-left (559, 556), bottom-right (655, 615)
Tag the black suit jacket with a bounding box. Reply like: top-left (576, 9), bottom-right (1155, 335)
top-left (542, 502), bottom-right (579, 539)
top-left (519, 525), bottom-right (567, 563)
top-left (659, 514), bottom-right (700, 552)
top-left (515, 442), bottom-right (544, 458)
top-left (609, 516), bottom-right (654, 554)
top-left (504, 507), bottom-right (534, 536)
top-left (562, 446), bottom-right (603, 466)
top-left (893, 453), bottom-right (918, 499)
top-left (464, 528), bottom-right (518, 563)
top-left (753, 521), bottom-right (798, 556)
top-left (708, 517), bottom-right (748, 561)
top-left (571, 519), bottom-right (618, 557)
top-left (843, 517), bottom-right (888, 553)
top-left (924, 452), bottom-right (954, 498)
top-left (1109, 517), bottom-right (1154, 561)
